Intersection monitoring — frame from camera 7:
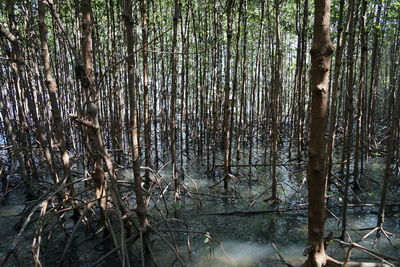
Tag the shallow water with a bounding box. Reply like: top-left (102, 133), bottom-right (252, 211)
top-left (144, 153), bottom-right (400, 266)
top-left (0, 151), bottom-right (399, 266)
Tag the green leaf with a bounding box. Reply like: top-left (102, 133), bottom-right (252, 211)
top-left (204, 232), bottom-right (211, 243)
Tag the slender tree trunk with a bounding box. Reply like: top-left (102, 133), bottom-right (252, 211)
top-left (353, 0), bottom-right (367, 190)
top-left (269, 0), bottom-right (282, 203)
top-left (210, 1), bottom-right (220, 179)
top-left (152, 47), bottom-right (159, 170)
top-left (236, 0), bottom-right (248, 162)
top-left (124, 0), bottom-right (152, 263)
top-left (171, 0), bottom-right (180, 201)
top-left (298, 0), bottom-right (308, 160)
top-left (340, 0), bottom-right (358, 240)
top-left (2, 0), bottom-right (38, 198)
top-left (141, 0), bottom-right (151, 185)
top-left (0, 87), bottom-right (29, 194)
top-left (366, 2), bottom-right (382, 155)
top-left (377, 42), bottom-right (400, 231)
top-left (223, 0), bottom-right (234, 190)
top-left (326, 0), bottom-right (347, 178)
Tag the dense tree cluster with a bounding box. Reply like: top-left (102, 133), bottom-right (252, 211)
top-left (0, 0), bottom-right (399, 266)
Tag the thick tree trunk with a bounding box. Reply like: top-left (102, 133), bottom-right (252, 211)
top-left (78, 0), bottom-right (108, 230)
top-left (38, 0), bottom-right (77, 211)
top-left (303, 0), bottom-right (333, 265)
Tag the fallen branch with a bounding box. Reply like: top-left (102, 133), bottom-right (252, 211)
top-left (198, 205), bottom-right (308, 216)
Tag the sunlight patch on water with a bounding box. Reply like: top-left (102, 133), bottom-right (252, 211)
top-left (280, 245), bottom-right (306, 266)
top-left (184, 177), bottom-right (210, 190)
top-left (0, 205), bottom-right (25, 217)
top-left (191, 241), bottom-right (274, 267)
top-left (347, 214), bottom-right (377, 229)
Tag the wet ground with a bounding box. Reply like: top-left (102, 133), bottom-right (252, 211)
top-left (0, 150), bottom-right (399, 266)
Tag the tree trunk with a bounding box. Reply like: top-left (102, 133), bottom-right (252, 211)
top-left (77, 0), bottom-right (109, 232)
top-left (303, 0), bottom-right (333, 265)
top-left (269, 0), bottom-right (282, 203)
top-left (171, 0), bottom-right (180, 201)
top-left (223, 0), bottom-right (234, 190)
top-left (38, 0), bottom-right (77, 213)
top-left (326, 0), bottom-right (347, 178)
top-left (124, 0), bottom-right (152, 264)
top-left (377, 44), bottom-right (400, 230)
top-left (366, 2), bottom-right (382, 155)
top-left (353, 0), bottom-right (368, 190)
top-left (141, 0), bottom-right (151, 185)
top-left (340, 0), bottom-right (358, 241)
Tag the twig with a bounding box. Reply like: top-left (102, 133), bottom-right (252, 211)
top-left (90, 234), bottom-right (140, 267)
top-left (96, 28), bottom-right (172, 89)
top-left (147, 225), bottom-right (185, 266)
top-left (333, 239), bottom-right (400, 263)
top-left (145, 49), bottom-right (205, 55)
top-left (271, 243), bottom-right (294, 267)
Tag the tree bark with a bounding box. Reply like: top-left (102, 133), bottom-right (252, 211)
top-left (326, 0), bottom-right (348, 178)
top-left (377, 43), bottom-right (400, 229)
top-left (340, 0), bottom-right (358, 240)
top-left (38, 0), bottom-right (77, 209)
top-left (141, 0), bottom-right (151, 185)
top-left (353, 0), bottom-right (368, 190)
top-left (223, 0), bottom-right (234, 190)
top-left (124, 0), bottom-right (152, 264)
top-left (171, 0), bottom-right (180, 201)
top-left (303, 0), bottom-right (333, 265)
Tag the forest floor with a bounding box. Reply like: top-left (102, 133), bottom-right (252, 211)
top-left (0, 149), bottom-right (400, 266)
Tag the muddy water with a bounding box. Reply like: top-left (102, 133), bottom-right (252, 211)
top-left (0, 152), bottom-right (399, 266)
top-left (149, 154), bottom-right (400, 266)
